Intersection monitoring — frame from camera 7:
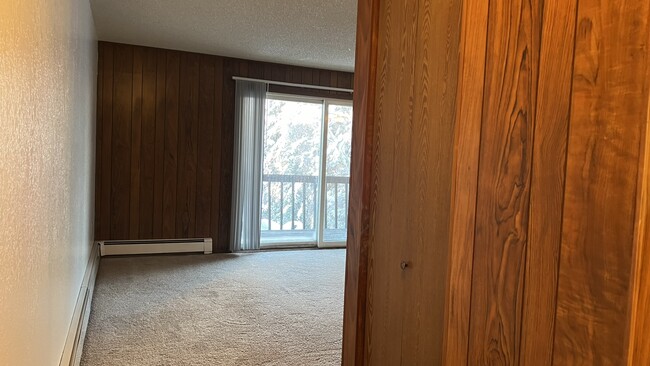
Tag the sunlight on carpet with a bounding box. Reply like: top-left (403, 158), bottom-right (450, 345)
top-left (80, 249), bottom-right (345, 366)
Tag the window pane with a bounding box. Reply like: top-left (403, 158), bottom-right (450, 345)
top-left (324, 103), bottom-right (353, 242)
top-left (260, 97), bottom-right (323, 245)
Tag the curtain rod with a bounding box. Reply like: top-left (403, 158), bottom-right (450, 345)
top-left (232, 76), bottom-right (354, 93)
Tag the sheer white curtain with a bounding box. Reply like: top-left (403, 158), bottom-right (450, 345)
top-left (230, 80), bottom-right (267, 251)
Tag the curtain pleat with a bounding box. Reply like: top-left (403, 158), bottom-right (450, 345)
top-left (230, 80), bottom-right (267, 251)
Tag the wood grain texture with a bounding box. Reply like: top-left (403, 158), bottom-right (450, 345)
top-left (139, 47), bottom-right (157, 239)
top-left (628, 87), bottom-right (650, 365)
top-left (110, 44), bottom-right (133, 239)
top-left (442, 0), bottom-right (488, 364)
top-left (218, 59), bottom-right (236, 251)
top-left (342, 0), bottom-right (380, 363)
top-left (364, 0), bottom-right (417, 362)
top-left (210, 56), bottom-right (224, 250)
top-left (162, 51), bottom-right (180, 238)
top-left (153, 49), bottom-right (167, 238)
top-left (399, 0), bottom-right (461, 363)
top-left (94, 42), bottom-right (353, 251)
top-left (195, 55), bottom-right (215, 238)
top-left (129, 47), bottom-right (143, 238)
top-left (99, 43), bottom-right (114, 240)
top-left (94, 43), bottom-right (104, 239)
top-left (176, 53), bottom-right (199, 238)
top-left (518, 0), bottom-right (578, 364)
top-left (467, 0), bottom-right (539, 363)
top-left (553, 0), bottom-right (650, 363)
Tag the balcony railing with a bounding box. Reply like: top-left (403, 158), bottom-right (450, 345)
top-left (260, 174), bottom-right (349, 243)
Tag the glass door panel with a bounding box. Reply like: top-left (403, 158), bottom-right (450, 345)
top-left (321, 102), bottom-right (353, 244)
top-left (260, 97), bottom-right (323, 246)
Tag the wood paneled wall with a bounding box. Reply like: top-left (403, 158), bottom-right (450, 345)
top-left (345, 0), bottom-right (462, 364)
top-left (344, 0), bottom-right (650, 364)
top-left (451, 0), bottom-right (650, 364)
top-left (94, 42), bottom-right (353, 252)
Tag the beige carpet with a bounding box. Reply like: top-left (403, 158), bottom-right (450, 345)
top-left (80, 249), bottom-right (345, 366)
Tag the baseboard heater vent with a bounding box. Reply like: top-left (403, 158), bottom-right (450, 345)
top-left (99, 238), bottom-right (212, 256)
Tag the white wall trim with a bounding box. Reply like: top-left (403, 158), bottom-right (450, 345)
top-left (59, 242), bottom-right (101, 366)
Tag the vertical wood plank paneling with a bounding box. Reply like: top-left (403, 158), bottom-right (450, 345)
top-left (553, 0), bottom-right (650, 363)
top-left (399, 0), bottom-right (461, 363)
top-left (152, 49), bottom-right (167, 238)
top-left (628, 90), bottom-right (650, 364)
top-left (218, 59), bottom-right (236, 251)
top-left (99, 43), bottom-right (114, 240)
top-left (176, 53), bottom-right (199, 238)
top-left (195, 55), bottom-right (215, 238)
top-left (162, 51), bottom-right (180, 238)
top-left (312, 69), bottom-right (321, 86)
top-left (95, 43), bottom-right (353, 249)
top-left (301, 69), bottom-right (313, 85)
top-left (211, 57), bottom-right (224, 249)
top-left (248, 61), bottom-right (264, 79)
top-left (329, 71), bottom-right (338, 89)
top-left (110, 44), bottom-right (133, 239)
top-left (271, 64), bottom-right (283, 82)
top-left (263, 63), bottom-right (273, 81)
top-left (290, 67), bottom-right (302, 84)
top-left (94, 43), bottom-right (104, 239)
top-left (365, 0), bottom-right (418, 363)
top-left (518, 0), bottom-right (578, 364)
top-left (239, 60), bottom-right (249, 78)
top-left (467, 0), bottom-right (540, 363)
top-left (442, 0), bottom-right (488, 364)
top-left (139, 47), bottom-right (157, 239)
top-left (342, 0), bottom-right (380, 363)
top-left (320, 69), bottom-right (332, 88)
top-left (129, 46), bottom-right (143, 238)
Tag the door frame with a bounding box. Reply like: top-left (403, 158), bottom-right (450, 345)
top-left (341, 0), bottom-right (486, 364)
top-left (341, 0), bottom-right (380, 364)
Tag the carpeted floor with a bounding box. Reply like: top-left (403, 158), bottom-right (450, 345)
top-left (80, 249), bottom-right (345, 366)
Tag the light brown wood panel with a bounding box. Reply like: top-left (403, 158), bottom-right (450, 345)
top-left (341, 0), bottom-right (380, 363)
top-left (467, 0), bottom-right (540, 363)
top-left (442, 0), bottom-right (488, 363)
top-left (518, 0), bottom-right (578, 364)
top-left (364, 0), bottom-right (417, 362)
top-left (628, 109), bottom-right (650, 365)
top-left (399, 0), bottom-right (461, 363)
top-left (553, 0), bottom-right (650, 363)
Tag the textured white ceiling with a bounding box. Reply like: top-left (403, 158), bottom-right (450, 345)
top-left (89, 0), bottom-right (357, 72)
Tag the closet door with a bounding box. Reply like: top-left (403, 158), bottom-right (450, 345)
top-left (362, 0), bottom-right (461, 364)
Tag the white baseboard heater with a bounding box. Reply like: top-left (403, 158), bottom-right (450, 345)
top-left (99, 238), bottom-right (213, 256)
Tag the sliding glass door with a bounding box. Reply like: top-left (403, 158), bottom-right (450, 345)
top-left (260, 93), bottom-right (352, 248)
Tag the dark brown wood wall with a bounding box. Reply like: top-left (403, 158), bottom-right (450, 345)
top-left (94, 42), bottom-right (354, 252)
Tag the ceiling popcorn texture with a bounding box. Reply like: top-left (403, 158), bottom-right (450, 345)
top-left (90, 0), bottom-right (357, 72)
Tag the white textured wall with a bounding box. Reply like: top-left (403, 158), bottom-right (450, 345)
top-left (0, 0), bottom-right (97, 364)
